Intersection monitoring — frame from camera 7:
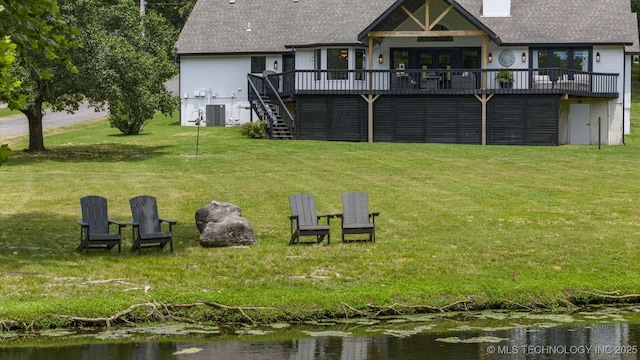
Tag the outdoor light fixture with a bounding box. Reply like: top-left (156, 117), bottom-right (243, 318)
top-left (378, 54), bottom-right (384, 64)
top-left (521, 52), bottom-right (526, 62)
top-left (596, 52), bottom-right (601, 62)
top-left (273, 60), bottom-right (278, 70)
top-left (488, 53), bottom-right (493, 63)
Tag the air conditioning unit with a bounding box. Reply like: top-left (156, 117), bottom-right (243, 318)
top-left (205, 104), bottom-right (225, 126)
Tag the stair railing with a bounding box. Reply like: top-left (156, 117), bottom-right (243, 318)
top-left (262, 73), bottom-right (295, 136)
top-left (247, 74), bottom-right (278, 138)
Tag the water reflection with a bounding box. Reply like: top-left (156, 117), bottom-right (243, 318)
top-left (1, 321), bottom-right (639, 359)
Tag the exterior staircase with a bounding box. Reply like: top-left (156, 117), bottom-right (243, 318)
top-left (247, 73), bottom-right (295, 140)
top-left (251, 99), bottom-right (293, 140)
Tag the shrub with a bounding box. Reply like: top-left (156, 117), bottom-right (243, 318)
top-left (109, 101), bottom-right (145, 135)
top-left (239, 120), bottom-right (268, 139)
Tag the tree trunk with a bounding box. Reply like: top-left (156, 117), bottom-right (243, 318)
top-left (23, 99), bottom-right (46, 152)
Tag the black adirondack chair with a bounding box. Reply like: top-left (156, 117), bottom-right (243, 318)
top-left (129, 195), bottom-right (176, 253)
top-left (77, 195), bottom-right (126, 253)
top-left (336, 192), bottom-right (380, 243)
top-left (288, 193), bottom-right (333, 245)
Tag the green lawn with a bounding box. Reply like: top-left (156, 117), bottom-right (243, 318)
top-left (0, 106), bottom-right (21, 119)
top-left (1, 103), bottom-right (640, 329)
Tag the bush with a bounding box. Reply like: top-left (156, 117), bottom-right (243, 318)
top-left (109, 101), bottom-right (145, 135)
top-left (239, 120), bottom-right (268, 139)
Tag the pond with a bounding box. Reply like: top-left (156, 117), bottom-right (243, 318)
top-left (2, 306), bottom-right (640, 359)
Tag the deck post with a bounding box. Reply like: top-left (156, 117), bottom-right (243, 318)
top-left (478, 34), bottom-right (490, 145)
top-left (482, 34), bottom-right (488, 89)
top-left (362, 94), bottom-right (381, 143)
top-left (474, 93), bottom-right (494, 145)
top-left (368, 96), bottom-right (374, 143)
top-left (368, 36), bottom-right (374, 143)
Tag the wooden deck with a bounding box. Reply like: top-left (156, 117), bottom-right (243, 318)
top-left (266, 68), bottom-right (618, 98)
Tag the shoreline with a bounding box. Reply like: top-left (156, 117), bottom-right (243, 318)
top-left (1, 294), bottom-right (639, 332)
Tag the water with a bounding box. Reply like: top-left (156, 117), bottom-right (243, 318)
top-left (2, 307), bottom-right (640, 359)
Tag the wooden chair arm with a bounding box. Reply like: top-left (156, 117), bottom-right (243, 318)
top-left (317, 214), bottom-right (334, 225)
top-left (109, 220), bottom-right (127, 228)
top-left (158, 218), bottom-right (176, 233)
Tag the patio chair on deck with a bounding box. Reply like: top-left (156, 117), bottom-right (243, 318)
top-left (288, 193), bottom-right (333, 245)
top-left (77, 195), bottom-right (126, 253)
top-left (129, 195), bottom-right (176, 253)
top-left (336, 192), bottom-right (380, 243)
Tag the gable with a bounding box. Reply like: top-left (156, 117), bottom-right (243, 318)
top-left (357, 0), bottom-right (500, 43)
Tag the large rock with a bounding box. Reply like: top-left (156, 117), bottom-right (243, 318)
top-left (195, 201), bottom-right (257, 247)
top-left (195, 201), bottom-right (242, 233)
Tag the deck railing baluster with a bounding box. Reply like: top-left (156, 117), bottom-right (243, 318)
top-left (273, 68), bottom-right (617, 98)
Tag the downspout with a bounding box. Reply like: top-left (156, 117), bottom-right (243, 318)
top-left (622, 51), bottom-right (626, 145)
top-left (607, 101), bottom-right (610, 146)
top-left (178, 56), bottom-right (182, 126)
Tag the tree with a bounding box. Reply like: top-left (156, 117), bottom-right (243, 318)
top-left (0, 6), bottom-right (18, 167)
top-left (1, 1), bottom-right (76, 161)
top-left (0, 35), bottom-right (23, 110)
top-left (0, 0), bottom-right (80, 152)
top-left (60, 0), bottom-right (178, 135)
top-left (145, 0), bottom-right (196, 32)
top-left (0, 1), bottom-right (178, 153)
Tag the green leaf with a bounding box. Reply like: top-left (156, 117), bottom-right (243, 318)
top-left (0, 144), bottom-right (12, 167)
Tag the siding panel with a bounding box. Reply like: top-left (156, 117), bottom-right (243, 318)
top-left (296, 97), bottom-right (331, 140)
top-left (488, 96), bottom-right (558, 145)
top-left (373, 97), bottom-right (397, 142)
top-left (297, 95), bottom-right (557, 145)
top-left (395, 98), bottom-right (426, 142)
top-left (329, 97), bottom-right (366, 141)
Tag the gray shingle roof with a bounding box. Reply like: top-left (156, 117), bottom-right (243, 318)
top-left (176, 0), bottom-right (396, 54)
top-left (176, 0), bottom-right (639, 54)
top-left (454, 0), bottom-right (638, 47)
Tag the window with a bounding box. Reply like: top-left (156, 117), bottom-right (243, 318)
top-left (314, 49), bottom-right (321, 80)
top-left (532, 48), bottom-right (591, 78)
top-left (251, 56), bottom-right (266, 73)
top-left (391, 48), bottom-right (480, 70)
top-left (393, 50), bottom-right (409, 70)
top-left (572, 50), bottom-right (589, 71)
top-left (462, 50), bottom-right (480, 69)
top-left (355, 49), bottom-right (365, 80)
top-left (327, 48), bottom-right (348, 80)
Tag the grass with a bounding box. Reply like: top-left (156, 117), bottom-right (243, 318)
top-left (0, 106), bottom-right (21, 119)
top-left (1, 97), bottom-right (640, 329)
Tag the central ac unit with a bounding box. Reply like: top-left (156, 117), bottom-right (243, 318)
top-left (205, 104), bottom-right (225, 126)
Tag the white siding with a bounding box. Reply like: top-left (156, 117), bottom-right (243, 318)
top-left (180, 56), bottom-right (261, 126)
top-left (592, 46), bottom-right (624, 94)
top-left (593, 46), bottom-right (625, 144)
top-left (295, 49), bottom-right (316, 71)
top-left (624, 54), bottom-right (632, 135)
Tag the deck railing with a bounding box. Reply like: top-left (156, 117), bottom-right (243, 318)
top-left (266, 68), bottom-right (618, 98)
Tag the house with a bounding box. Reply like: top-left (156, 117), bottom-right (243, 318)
top-left (175, 0), bottom-right (639, 145)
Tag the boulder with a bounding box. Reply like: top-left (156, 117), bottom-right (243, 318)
top-left (195, 201), bottom-right (257, 247)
